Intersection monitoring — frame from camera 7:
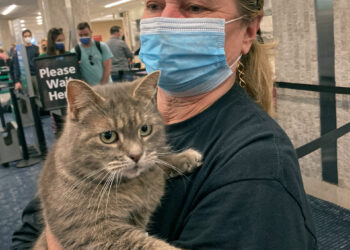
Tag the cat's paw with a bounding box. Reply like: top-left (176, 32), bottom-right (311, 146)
top-left (181, 149), bottom-right (202, 172)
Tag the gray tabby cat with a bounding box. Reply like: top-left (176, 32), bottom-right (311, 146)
top-left (33, 71), bottom-right (202, 250)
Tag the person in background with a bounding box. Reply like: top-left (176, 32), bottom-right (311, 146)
top-left (38, 27), bottom-right (70, 137)
top-left (40, 38), bottom-right (47, 54)
top-left (8, 43), bottom-right (16, 59)
top-left (107, 25), bottom-right (134, 82)
top-left (72, 22), bottom-right (113, 85)
top-left (0, 48), bottom-right (7, 66)
top-left (8, 44), bottom-right (16, 80)
top-left (39, 28), bottom-right (67, 58)
top-left (12, 29), bottom-right (40, 94)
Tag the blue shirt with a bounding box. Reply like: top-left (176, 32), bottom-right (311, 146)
top-left (13, 45), bottom-right (40, 82)
top-left (71, 41), bottom-right (113, 85)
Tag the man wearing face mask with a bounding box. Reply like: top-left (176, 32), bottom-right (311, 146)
top-left (13, 29), bottom-right (40, 93)
top-left (72, 22), bottom-right (113, 85)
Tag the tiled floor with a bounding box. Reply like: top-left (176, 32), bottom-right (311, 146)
top-left (1, 116), bottom-right (350, 250)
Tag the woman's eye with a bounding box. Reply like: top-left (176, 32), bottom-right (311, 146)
top-left (188, 5), bottom-right (207, 13)
top-left (100, 131), bottom-right (118, 144)
top-left (140, 125), bottom-right (153, 137)
top-left (146, 2), bottom-right (162, 11)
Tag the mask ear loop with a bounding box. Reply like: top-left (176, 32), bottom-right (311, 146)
top-left (228, 54), bottom-right (245, 87)
top-left (225, 15), bottom-right (246, 24)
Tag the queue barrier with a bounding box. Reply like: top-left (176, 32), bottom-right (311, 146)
top-left (275, 81), bottom-right (350, 184)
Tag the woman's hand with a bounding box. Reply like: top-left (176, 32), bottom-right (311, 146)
top-left (46, 224), bottom-right (64, 250)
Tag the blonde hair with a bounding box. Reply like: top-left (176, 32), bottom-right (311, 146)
top-left (237, 0), bottom-right (275, 115)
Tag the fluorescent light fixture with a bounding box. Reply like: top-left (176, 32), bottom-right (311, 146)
top-left (104, 0), bottom-right (132, 8)
top-left (21, 23), bottom-right (25, 27)
top-left (36, 15), bottom-right (42, 19)
top-left (22, 27), bottom-right (26, 31)
top-left (2, 4), bottom-right (17, 15)
top-left (20, 19), bottom-right (25, 23)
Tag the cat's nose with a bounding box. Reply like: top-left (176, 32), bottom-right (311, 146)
top-left (129, 154), bottom-right (141, 163)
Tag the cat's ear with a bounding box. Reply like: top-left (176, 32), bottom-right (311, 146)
top-left (66, 79), bottom-right (105, 120)
top-left (132, 70), bottom-right (160, 99)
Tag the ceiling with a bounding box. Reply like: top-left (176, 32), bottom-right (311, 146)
top-left (0, 0), bottom-right (38, 20)
top-left (0, 0), bottom-right (143, 33)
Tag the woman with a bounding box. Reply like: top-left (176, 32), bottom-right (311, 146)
top-left (12, 1), bottom-right (317, 249)
top-left (39, 28), bottom-right (67, 57)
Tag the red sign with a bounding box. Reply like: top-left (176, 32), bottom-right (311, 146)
top-left (93, 35), bottom-right (102, 41)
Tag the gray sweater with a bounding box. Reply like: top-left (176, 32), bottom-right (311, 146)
top-left (106, 37), bottom-right (134, 72)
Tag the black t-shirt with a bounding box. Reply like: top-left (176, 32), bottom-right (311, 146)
top-left (148, 83), bottom-right (317, 249)
top-left (12, 84), bottom-right (317, 249)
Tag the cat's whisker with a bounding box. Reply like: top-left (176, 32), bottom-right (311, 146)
top-left (95, 172), bottom-right (115, 221)
top-left (104, 171), bottom-right (117, 217)
top-left (87, 171), bottom-right (111, 209)
top-left (115, 170), bottom-right (123, 204)
top-left (154, 159), bottom-right (191, 182)
top-left (107, 161), bottom-right (129, 169)
top-left (64, 167), bottom-right (109, 199)
top-left (153, 164), bottom-right (171, 179)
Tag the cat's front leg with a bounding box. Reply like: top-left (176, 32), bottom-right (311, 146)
top-left (159, 149), bottom-right (202, 177)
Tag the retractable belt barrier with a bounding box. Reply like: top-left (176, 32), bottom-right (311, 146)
top-left (276, 82), bottom-right (350, 95)
top-left (275, 82), bottom-right (350, 159)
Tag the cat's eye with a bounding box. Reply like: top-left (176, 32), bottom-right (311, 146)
top-left (140, 125), bottom-right (152, 137)
top-left (100, 131), bottom-right (118, 144)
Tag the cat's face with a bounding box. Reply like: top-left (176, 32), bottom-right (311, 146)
top-left (63, 72), bottom-right (167, 180)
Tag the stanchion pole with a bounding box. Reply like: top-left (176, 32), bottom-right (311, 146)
top-left (9, 86), bottom-right (29, 160)
top-left (29, 96), bottom-right (47, 156)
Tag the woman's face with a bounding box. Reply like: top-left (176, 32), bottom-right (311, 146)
top-left (142, 0), bottom-right (260, 68)
top-left (55, 34), bottom-right (65, 43)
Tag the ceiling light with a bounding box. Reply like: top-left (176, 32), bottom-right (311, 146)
top-left (22, 27), bottom-right (27, 31)
top-left (36, 16), bottom-right (42, 19)
top-left (1, 4), bottom-right (17, 15)
top-left (20, 19), bottom-right (25, 23)
top-left (104, 0), bottom-right (132, 8)
top-left (21, 23), bottom-right (25, 27)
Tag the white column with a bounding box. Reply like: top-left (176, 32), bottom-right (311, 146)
top-left (37, 0), bottom-right (90, 49)
top-left (0, 20), bottom-right (15, 51)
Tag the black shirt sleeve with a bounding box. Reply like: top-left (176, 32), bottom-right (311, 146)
top-left (171, 180), bottom-right (316, 250)
top-left (11, 197), bottom-right (43, 250)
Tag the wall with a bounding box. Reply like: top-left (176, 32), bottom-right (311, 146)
top-left (0, 20), bottom-right (15, 52)
top-left (90, 20), bottom-right (124, 42)
top-left (271, 0), bottom-right (350, 209)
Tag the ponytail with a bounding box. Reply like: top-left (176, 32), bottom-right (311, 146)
top-left (237, 0), bottom-right (275, 116)
top-left (237, 40), bottom-right (276, 115)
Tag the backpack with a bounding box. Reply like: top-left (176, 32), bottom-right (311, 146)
top-left (75, 40), bottom-right (102, 61)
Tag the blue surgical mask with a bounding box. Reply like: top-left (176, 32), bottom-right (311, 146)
top-left (80, 37), bottom-right (91, 45)
top-left (140, 17), bottom-right (243, 97)
top-left (55, 42), bottom-right (65, 51)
